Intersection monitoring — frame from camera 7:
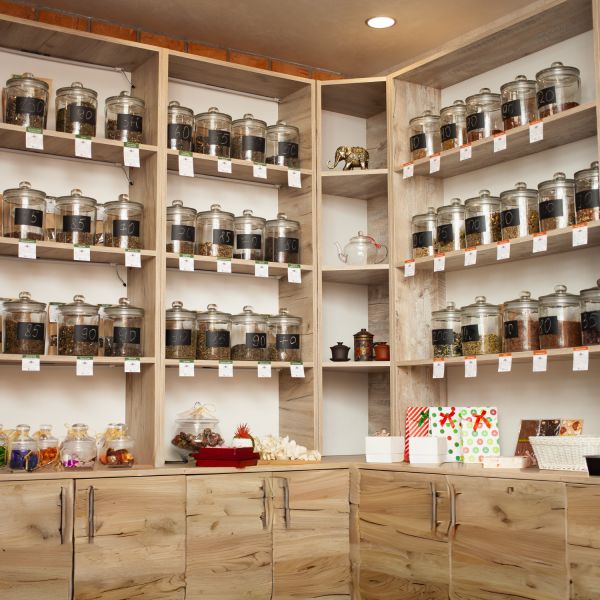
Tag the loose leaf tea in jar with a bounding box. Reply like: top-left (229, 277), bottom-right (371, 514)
top-left (265, 213), bottom-right (301, 264)
top-left (231, 113), bottom-right (267, 162)
top-left (9, 425), bottom-right (39, 472)
top-left (580, 279), bottom-right (600, 346)
top-left (196, 304), bottom-right (231, 360)
top-left (193, 107), bottom-right (232, 157)
top-left (574, 161), bottom-right (599, 224)
top-left (536, 62), bottom-right (581, 118)
top-left (55, 81), bottom-right (97, 136)
top-left (2, 181), bottom-right (46, 241)
top-left (409, 110), bottom-right (441, 160)
top-left (460, 296), bottom-right (502, 355)
top-left (436, 199), bottom-right (466, 253)
top-left (2, 291), bottom-right (47, 355)
top-left (55, 189), bottom-right (97, 245)
top-left (196, 204), bottom-right (235, 258)
top-left (167, 100), bottom-right (194, 151)
top-left (500, 75), bottom-right (538, 130)
top-left (231, 306), bottom-right (269, 361)
top-left (537, 172), bottom-right (575, 231)
top-left (105, 91), bottom-right (145, 143)
top-left (99, 423), bottom-right (135, 468)
top-left (234, 209), bottom-right (266, 261)
top-left (266, 120), bottom-right (300, 168)
top-left (60, 423), bottom-right (97, 470)
top-left (3, 72), bottom-right (48, 129)
top-left (439, 101), bottom-right (467, 150)
top-left (103, 298), bottom-right (144, 357)
top-left (34, 425), bottom-right (59, 468)
top-left (167, 199), bottom-right (196, 254)
top-left (465, 88), bottom-right (503, 142)
top-left (503, 291), bottom-right (540, 352)
top-left (411, 207), bottom-right (437, 258)
top-left (431, 302), bottom-right (462, 358)
top-left (499, 182), bottom-right (540, 240)
top-left (57, 295), bottom-right (100, 356)
top-left (268, 308), bottom-right (302, 362)
top-left (538, 284), bottom-right (582, 349)
top-left (464, 190), bottom-right (501, 246)
top-left (166, 300), bottom-right (197, 359)
top-left (103, 193), bottom-right (144, 249)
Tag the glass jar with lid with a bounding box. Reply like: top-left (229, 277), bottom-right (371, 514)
top-left (45, 195), bottom-right (57, 241)
top-left (465, 88), bottom-right (503, 142)
top-left (55, 81), bottom-right (97, 136)
top-left (2, 291), bottom-right (46, 355)
top-left (167, 199), bottom-right (196, 254)
top-left (436, 199), bottom-right (465, 253)
top-left (167, 100), bottom-right (194, 151)
top-left (537, 172), bottom-right (575, 231)
top-left (440, 100), bottom-right (467, 150)
top-left (499, 182), bottom-right (540, 240)
top-left (408, 110), bottom-right (440, 160)
top-left (103, 298), bottom-right (144, 357)
top-left (194, 107), bottom-right (232, 157)
top-left (35, 425), bottom-right (59, 468)
top-left (234, 209), bottom-right (266, 260)
top-left (460, 296), bottom-right (502, 355)
top-left (166, 300), bottom-right (196, 359)
top-left (538, 284), bottom-right (582, 349)
top-left (231, 305), bottom-right (269, 361)
top-left (196, 304), bottom-right (231, 360)
top-left (265, 213), bottom-right (301, 263)
top-left (103, 193), bottom-right (143, 249)
top-left (580, 279), bottom-right (600, 346)
top-left (411, 207), bottom-right (437, 258)
top-left (57, 295), bottom-right (100, 356)
top-left (9, 425), bottom-right (39, 472)
top-left (503, 291), bottom-right (540, 352)
top-left (0, 425), bottom-right (8, 468)
top-left (2, 181), bottom-right (46, 241)
top-left (464, 190), bottom-right (501, 246)
top-left (266, 120), bottom-right (300, 167)
top-left (55, 188), bottom-right (97, 245)
top-left (231, 113), bottom-right (267, 162)
top-left (431, 302), bottom-right (462, 357)
top-left (99, 423), bottom-right (135, 467)
top-left (60, 423), bottom-right (97, 470)
top-left (171, 403), bottom-right (224, 460)
top-left (536, 62), bottom-right (581, 118)
top-left (3, 73), bottom-right (48, 128)
top-left (500, 75), bottom-right (538, 130)
top-left (574, 161), bottom-right (599, 224)
top-left (268, 308), bottom-right (302, 362)
top-left (196, 204), bottom-right (234, 258)
top-left (105, 91), bottom-right (145, 143)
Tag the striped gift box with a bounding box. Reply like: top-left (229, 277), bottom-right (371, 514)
top-left (405, 406), bottom-right (429, 461)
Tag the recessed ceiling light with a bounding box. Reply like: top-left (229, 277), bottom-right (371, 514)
top-left (366, 16), bottom-right (396, 29)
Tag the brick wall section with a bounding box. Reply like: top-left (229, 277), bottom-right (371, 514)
top-left (0, 0), bottom-right (344, 80)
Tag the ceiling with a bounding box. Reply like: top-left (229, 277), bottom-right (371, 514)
top-left (28, 0), bottom-right (535, 76)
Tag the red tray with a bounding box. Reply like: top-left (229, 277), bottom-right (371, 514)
top-left (191, 447), bottom-right (259, 468)
top-left (191, 458), bottom-right (259, 468)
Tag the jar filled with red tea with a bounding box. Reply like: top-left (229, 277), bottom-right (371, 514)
top-left (503, 291), bottom-right (539, 352)
top-left (500, 75), bottom-right (538, 130)
top-left (536, 62), bottom-right (580, 118)
top-left (538, 284), bottom-right (581, 349)
top-left (408, 110), bottom-right (440, 160)
top-left (439, 100), bottom-right (467, 150)
top-left (465, 88), bottom-right (502, 142)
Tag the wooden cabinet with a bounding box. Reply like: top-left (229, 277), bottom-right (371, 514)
top-left (73, 476), bottom-right (186, 600)
top-left (0, 479), bottom-right (73, 600)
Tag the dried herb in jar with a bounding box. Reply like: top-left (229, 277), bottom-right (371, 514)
top-left (197, 241), bottom-right (233, 258)
top-left (462, 333), bottom-right (501, 355)
top-left (4, 317), bottom-right (45, 354)
top-left (5, 96), bottom-right (46, 129)
top-left (197, 325), bottom-right (230, 360)
top-left (538, 318), bottom-right (581, 349)
top-left (58, 324), bottom-right (99, 356)
top-left (56, 102), bottom-right (96, 136)
top-left (165, 328), bottom-right (196, 359)
top-left (231, 344), bottom-right (268, 361)
top-left (432, 330), bottom-right (462, 358)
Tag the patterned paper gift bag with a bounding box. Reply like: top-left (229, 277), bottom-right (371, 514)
top-left (460, 407), bottom-right (500, 464)
top-left (404, 406), bottom-right (429, 461)
top-left (429, 406), bottom-right (463, 462)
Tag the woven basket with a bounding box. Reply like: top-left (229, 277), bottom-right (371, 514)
top-left (530, 436), bottom-right (600, 471)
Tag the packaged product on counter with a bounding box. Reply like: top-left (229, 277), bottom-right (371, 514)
top-left (171, 403), bottom-right (224, 460)
top-left (500, 75), bottom-right (538, 130)
top-left (537, 172), bottom-right (575, 231)
top-left (55, 82), bottom-right (97, 136)
top-left (194, 107), bottom-right (232, 157)
top-left (514, 419), bottom-right (541, 466)
top-left (404, 406), bottom-right (429, 462)
top-left (231, 113), bottom-right (267, 162)
top-left (196, 204), bottom-right (235, 258)
top-left (574, 161), bottom-right (599, 224)
top-left (503, 291), bottom-right (540, 352)
top-left (3, 73), bottom-right (49, 128)
top-left (2, 292), bottom-right (47, 355)
top-left (234, 209), bottom-right (266, 260)
top-left (431, 302), bottom-right (462, 358)
top-left (103, 194), bottom-right (143, 249)
top-left (165, 301), bottom-right (197, 359)
top-left (266, 120), bottom-right (300, 168)
top-left (459, 407), bottom-right (500, 464)
top-left (105, 91), bottom-right (145, 143)
top-left (268, 308), bottom-right (302, 362)
top-left (464, 190), bottom-right (501, 247)
top-left (55, 189), bottom-right (97, 246)
top-left (460, 296), bottom-right (502, 355)
top-left (560, 419), bottom-right (583, 436)
top-left (9, 425), bottom-right (39, 471)
top-left (409, 436), bottom-right (445, 465)
top-left (580, 279), bottom-right (600, 346)
top-left (103, 298), bottom-right (144, 357)
top-left (538, 285), bottom-right (582, 349)
top-left (408, 110), bottom-right (440, 160)
top-left (436, 199), bottom-right (465, 253)
top-left (465, 88), bottom-right (503, 142)
top-left (265, 213), bottom-right (301, 264)
top-left (540, 419), bottom-right (561, 436)
top-left (167, 101), bottom-right (194, 151)
top-left (99, 423), bottom-right (135, 467)
top-left (428, 406), bottom-right (463, 462)
top-left (411, 207), bottom-right (437, 258)
top-left (196, 304), bottom-right (231, 360)
top-left (535, 62), bottom-right (580, 118)
top-left (34, 425), bottom-right (59, 468)
top-left (231, 306), bottom-right (268, 361)
top-left (57, 295), bottom-right (100, 356)
top-left (60, 423), bottom-right (97, 469)
top-left (439, 100), bottom-right (467, 150)
top-left (2, 181), bottom-right (46, 241)
top-left (167, 200), bottom-right (196, 254)
top-left (499, 182), bottom-right (540, 240)
top-left (253, 434), bottom-right (321, 461)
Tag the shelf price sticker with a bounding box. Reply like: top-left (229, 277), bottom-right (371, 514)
top-left (253, 163), bottom-right (267, 179)
top-left (532, 349), bottom-right (548, 372)
top-left (288, 263), bottom-right (302, 283)
top-left (73, 244), bottom-right (91, 262)
top-left (529, 120), bottom-right (544, 143)
top-left (432, 358), bottom-right (445, 379)
top-left (18, 239), bottom-right (36, 260)
top-left (179, 359), bottom-right (195, 377)
top-left (402, 162), bottom-right (414, 179)
top-left (178, 151), bottom-right (194, 177)
top-left (123, 142), bottom-right (140, 168)
top-left (22, 354), bottom-right (40, 372)
top-left (218, 360), bottom-right (233, 377)
top-left (496, 240), bottom-right (511, 261)
top-left (404, 259), bottom-right (416, 277)
top-left (217, 157), bottom-right (232, 173)
top-left (76, 356), bottom-right (94, 377)
top-left (498, 353), bottom-right (512, 373)
top-left (258, 361), bottom-right (272, 378)
top-left (572, 223), bottom-right (588, 247)
top-left (464, 247), bottom-right (477, 266)
top-left (255, 261), bottom-right (269, 278)
top-left (464, 356), bottom-right (477, 378)
top-left (429, 154), bottom-right (441, 174)
top-left (124, 357), bottom-right (141, 373)
top-left (75, 135), bottom-right (92, 159)
top-left (532, 232), bottom-right (548, 253)
top-left (288, 169), bottom-right (302, 188)
top-left (25, 127), bottom-right (43, 150)
top-left (179, 254), bottom-right (194, 272)
top-left (433, 253), bottom-right (446, 272)
top-left (290, 361), bottom-right (305, 378)
top-left (125, 249), bottom-right (141, 268)
top-left (217, 258), bottom-right (232, 273)
top-left (493, 133), bottom-right (507, 152)
top-left (573, 346), bottom-right (589, 371)
top-left (459, 144), bottom-right (472, 161)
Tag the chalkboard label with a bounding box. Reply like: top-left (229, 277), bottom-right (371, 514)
top-left (166, 329), bottom-right (192, 346)
top-left (68, 104), bottom-right (96, 126)
top-left (501, 99), bottom-right (522, 119)
top-left (245, 332), bottom-right (267, 349)
top-left (16, 96), bottom-right (45, 116)
top-left (206, 330), bottom-right (230, 348)
top-left (113, 219), bottom-right (140, 238)
top-left (537, 86), bottom-right (556, 109)
top-left (276, 333), bottom-right (300, 350)
top-left (412, 231), bottom-right (433, 248)
top-left (242, 135), bottom-right (265, 153)
top-left (432, 328), bottom-right (455, 346)
top-left (437, 223), bottom-right (455, 244)
top-left (501, 208), bottom-right (521, 229)
top-left (440, 123), bottom-right (457, 143)
top-left (17, 322), bottom-right (45, 341)
top-left (278, 141), bottom-right (299, 158)
top-left (539, 316), bottom-right (559, 336)
top-left (575, 189), bottom-right (600, 211)
top-left (117, 113), bottom-right (143, 133)
top-left (409, 133), bottom-right (427, 152)
top-left (504, 320), bottom-right (519, 339)
top-left (539, 199), bottom-right (564, 219)
top-left (465, 215), bottom-right (487, 235)
top-left (63, 215), bottom-right (91, 233)
top-left (74, 325), bottom-right (98, 343)
top-left (276, 237), bottom-right (299, 253)
top-left (237, 233), bottom-right (262, 250)
top-left (212, 229), bottom-right (234, 246)
top-left (466, 112), bottom-right (485, 132)
top-left (113, 326), bottom-right (141, 345)
top-left (167, 123), bottom-right (192, 142)
top-left (208, 129), bottom-right (231, 147)
top-left (582, 311), bottom-right (600, 332)
top-left (461, 324), bottom-right (480, 342)
top-left (14, 207), bottom-right (43, 227)
top-left (171, 224), bottom-right (195, 243)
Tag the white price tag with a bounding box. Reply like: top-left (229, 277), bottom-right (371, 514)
top-left (73, 244), bottom-right (91, 262)
top-left (125, 250), bottom-right (141, 268)
top-left (179, 254), bottom-right (194, 272)
top-left (529, 120), bottom-right (544, 143)
top-left (287, 264), bottom-right (302, 283)
top-left (432, 358), bottom-right (445, 379)
top-left (459, 145), bottom-right (472, 161)
top-left (404, 259), bottom-right (416, 277)
top-left (123, 143), bottom-right (140, 167)
top-left (124, 357), bottom-right (141, 373)
top-left (464, 247), bottom-right (477, 266)
top-left (179, 359), bottom-right (195, 377)
top-left (532, 232), bottom-right (548, 253)
top-left (22, 355), bottom-right (40, 372)
top-left (257, 361), bottom-right (272, 378)
top-left (75, 136), bottom-right (92, 158)
top-left (178, 151), bottom-right (194, 177)
top-left (433, 253), bottom-right (446, 272)
top-left (572, 224), bottom-right (588, 247)
top-left (288, 169), bottom-right (302, 188)
top-left (493, 133), bottom-right (507, 152)
top-left (402, 162), bottom-right (414, 179)
top-left (498, 353), bottom-right (512, 373)
top-left (496, 241), bottom-right (511, 260)
top-left (25, 128), bottom-right (43, 150)
top-left (290, 362), bottom-right (305, 378)
top-left (76, 357), bottom-right (94, 376)
top-left (217, 258), bottom-right (232, 273)
top-left (253, 163), bottom-right (267, 179)
top-left (429, 154), bottom-right (440, 174)
top-left (217, 158), bottom-right (232, 173)
top-left (573, 347), bottom-right (589, 371)
top-left (464, 357), bottom-right (477, 378)
top-left (532, 350), bottom-right (548, 372)
top-left (18, 240), bottom-right (36, 260)
top-left (218, 360), bottom-right (233, 377)
top-left (255, 261), bottom-right (269, 278)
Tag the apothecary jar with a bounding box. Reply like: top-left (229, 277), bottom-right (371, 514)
top-left (103, 194), bottom-right (144, 249)
top-left (538, 284), bottom-right (582, 349)
top-left (196, 204), bottom-right (235, 258)
top-left (166, 300), bottom-right (197, 359)
top-left (460, 296), bottom-right (502, 356)
top-left (105, 91), bottom-right (145, 143)
top-left (194, 107), bottom-right (232, 157)
top-left (2, 181), bottom-right (46, 241)
top-left (196, 304), bottom-right (232, 361)
top-left (231, 306), bottom-right (269, 361)
top-left (55, 188), bottom-right (97, 246)
top-left (431, 302), bottom-right (462, 358)
top-left (57, 295), bottom-right (100, 356)
top-left (3, 72), bottom-right (48, 129)
top-left (268, 308), bottom-right (302, 362)
top-left (231, 113), bottom-right (267, 162)
top-left (167, 100), bottom-right (194, 151)
top-left (167, 199), bottom-right (196, 254)
top-left (2, 291), bottom-right (47, 355)
top-left (56, 81), bottom-right (98, 136)
top-left (103, 298), bottom-right (144, 357)
top-left (60, 423), bottom-right (97, 470)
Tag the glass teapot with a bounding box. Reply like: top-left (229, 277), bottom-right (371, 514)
top-left (335, 231), bottom-right (388, 265)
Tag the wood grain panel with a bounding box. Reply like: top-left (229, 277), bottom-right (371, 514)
top-left (279, 369), bottom-right (316, 449)
top-left (278, 84), bottom-right (314, 171)
top-left (368, 372), bottom-right (391, 434)
top-left (367, 111), bottom-right (388, 170)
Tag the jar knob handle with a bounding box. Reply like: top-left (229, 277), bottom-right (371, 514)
top-left (168, 100), bottom-right (180, 108)
top-left (119, 298), bottom-right (130, 306)
top-left (73, 294), bottom-right (85, 303)
top-left (119, 90), bottom-right (130, 97)
top-left (515, 74), bottom-right (528, 81)
top-left (71, 81), bottom-right (83, 88)
top-left (172, 199), bottom-right (183, 207)
top-left (18, 291), bottom-right (31, 301)
top-left (591, 161), bottom-right (599, 169)
top-left (208, 107), bottom-right (219, 113)
top-left (447, 301), bottom-right (455, 309)
top-left (478, 189), bottom-right (491, 197)
top-left (280, 308), bottom-right (289, 316)
top-left (243, 209), bottom-right (253, 216)
top-left (18, 181), bottom-right (32, 189)
top-left (550, 61), bottom-right (564, 67)
top-left (450, 198), bottom-right (461, 205)
top-left (118, 193), bottom-right (129, 201)
top-left (553, 172), bottom-right (566, 180)
top-left (515, 182), bottom-right (527, 189)
top-left (22, 72), bottom-right (34, 78)
top-left (554, 284), bottom-right (567, 293)
top-left (207, 303), bottom-right (217, 311)
top-left (242, 113), bottom-right (254, 119)
top-left (172, 300), bottom-right (183, 309)
top-left (475, 295), bottom-right (487, 303)
top-left (210, 204), bottom-right (221, 210)
top-left (277, 119), bottom-right (287, 125)
top-left (520, 291), bottom-right (531, 300)
top-left (479, 87), bottom-right (491, 93)
top-left (243, 305), bottom-right (253, 313)
top-left (70, 188), bottom-right (82, 197)
top-left (277, 212), bottom-right (287, 219)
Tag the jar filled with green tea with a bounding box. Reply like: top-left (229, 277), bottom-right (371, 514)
top-left (234, 209), bottom-right (266, 260)
top-left (440, 101), bottom-right (467, 150)
top-left (55, 189), bottom-right (97, 245)
top-left (537, 172), bottom-right (575, 231)
top-left (103, 298), bottom-right (144, 357)
top-left (460, 296), bottom-right (502, 355)
top-left (2, 181), bottom-right (46, 241)
top-left (466, 88), bottom-right (502, 142)
top-left (500, 75), bottom-right (538, 130)
top-left (105, 91), bottom-right (145, 143)
top-left (268, 308), bottom-right (302, 362)
top-left (499, 182), bottom-right (539, 240)
top-left (194, 107), bottom-right (232, 157)
top-left (103, 194), bottom-right (143, 249)
top-left (55, 81), bottom-right (98, 136)
top-left (57, 295), bottom-right (100, 356)
top-left (3, 72), bottom-right (48, 129)
top-left (411, 207), bottom-right (437, 258)
top-left (265, 213), bottom-right (301, 263)
top-left (464, 190), bottom-right (501, 246)
top-left (266, 120), bottom-right (300, 167)
top-left (503, 291), bottom-right (540, 352)
top-left (167, 200), bottom-right (196, 254)
top-left (167, 100), bottom-right (194, 151)
top-left (166, 301), bottom-right (196, 359)
top-left (2, 291), bottom-right (46, 355)
top-left (231, 306), bottom-right (268, 361)
top-left (574, 161), bottom-right (599, 224)
top-left (231, 113), bottom-right (267, 162)
top-left (436, 199), bottom-right (465, 253)
top-left (196, 204), bottom-right (234, 258)
top-left (196, 304), bottom-right (231, 360)
top-left (538, 284), bottom-right (582, 349)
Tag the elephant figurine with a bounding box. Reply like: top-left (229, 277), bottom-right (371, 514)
top-left (328, 145), bottom-right (369, 170)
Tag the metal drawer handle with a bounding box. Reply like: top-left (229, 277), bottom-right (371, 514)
top-left (448, 483), bottom-right (457, 538)
top-left (88, 486), bottom-right (95, 543)
top-left (430, 481), bottom-right (438, 532)
top-left (260, 479), bottom-right (268, 530)
top-left (273, 476), bottom-right (291, 528)
top-left (59, 487), bottom-right (67, 545)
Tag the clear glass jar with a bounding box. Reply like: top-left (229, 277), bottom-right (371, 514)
top-left (411, 207), bottom-right (437, 258)
top-left (57, 295), bottom-right (100, 356)
top-left (231, 305), bottom-right (269, 361)
top-left (196, 204), bottom-right (235, 258)
top-left (9, 425), bottom-right (39, 472)
top-left (460, 296), bottom-right (502, 355)
top-left (167, 199), bottom-right (197, 254)
top-left (105, 91), bottom-right (145, 143)
top-left (464, 190), bottom-right (501, 246)
top-left (266, 120), bottom-right (300, 167)
top-left (440, 100), bottom-right (467, 151)
top-left (45, 195), bottom-right (57, 241)
top-left (536, 62), bottom-right (581, 118)
top-left (35, 425), bottom-right (59, 468)
top-left (55, 81), bottom-right (97, 136)
top-left (167, 100), bottom-right (194, 151)
top-left (268, 308), bottom-right (302, 362)
top-left (196, 304), bottom-right (231, 360)
top-left (580, 279), bottom-right (600, 346)
top-left (465, 88), bottom-right (503, 142)
top-left (103, 298), bottom-right (144, 357)
top-left (3, 73), bottom-right (48, 129)
top-left (2, 291), bottom-right (46, 355)
top-left (265, 213), bottom-right (301, 263)
top-left (499, 182), bottom-right (540, 240)
top-left (166, 300), bottom-right (196, 359)
top-left (99, 423), bottom-right (135, 468)
top-left (409, 110), bottom-right (440, 160)
top-left (431, 302), bottom-right (462, 357)
top-left (0, 425), bottom-right (8, 468)
top-left (60, 423), bottom-right (97, 470)
top-left (500, 75), bottom-right (538, 130)
top-left (2, 181), bottom-right (46, 241)
top-left (194, 107), bottom-right (232, 157)
top-left (538, 284), bottom-right (582, 349)
top-left (574, 161), bottom-right (599, 224)
top-left (55, 189), bottom-right (97, 245)
top-left (436, 198), bottom-right (465, 253)
top-left (234, 209), bottom-right (266, 260)
top-left (503, 291), bottom-right (540, 352)
top-left (103, 194), bottom-right (143, 249)
top-left (171, 403), bottom-right (224, 460)
top-left (231, 113), bottom-right (267, 162)
top-left (537, 172), bottom-right (575, 231)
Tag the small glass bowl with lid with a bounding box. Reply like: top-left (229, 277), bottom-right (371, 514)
top-left (431, 302), bottom-right (462, 358)
top-left (409, 110), bottom-right (440, 160)
top-left (580, 279), bottom-right (600, 346)
top-left (165, 300), bottom-right (196, 359)
top-left (436, 198), bottom-right (465, 253)
top-left (500, 75), bottom-right (538, 130)
top-left (55, 81), bottom-right (98, 136)
top-left (60, 423), bottom-right (97, 470)
top-left (57, 295), bottom-right (100, 356)
top-left (167, 100), bottom-right (194, 151)
top-left (196, 304), bottom-right (231, 360)
top-left (35, 425), bottom-right (59, 468)
top-left (2, 181), bottom-right (46, 241)
top-left (55, 189), bottom-right (97, 245)
top-left (167, 200), bottom-right (196, 254)
top-left (99, 423), bottom-right (135, 468)
top-left (9, 425), bottom-right (39, 472)
top-left (2, 291), bottom-right (46, 355)
top-left (460, 296), bottom-right (502, 355)
top-left (411, 207), bottom-right (437, 258)
top-left (574, 161), bottom-right (599, 224)
top-left (231, 113), bottom-right (267, 162)
top-left (103, 193), bottom-right (144, 249)
top-left (538, 284), bottom-right (582, 349)
top-left (464, 190), bottom-right (501, 246)
top-left (537, 172), bottom-right (575, 231)
top-left (194, 107), bottom-right (232, 157)
top-left (265, 213), bottom-right (301, 263)
top-left (268, 308), bottom-right (302, 362)
top-left (196, 204), bottom-right (235, 258)
top-left (171, 403), bottom-right (224, 460)
top-left (465, 88), bottom-right (503, 142)
top-left (231, 305), bottom-right (269, 361)
top-left (503, 291), bottom-right (540, 352)
top-left (440, 100), bottom-right (467, 150)
top-left (536, 62), bottom-right (581, 118)
top-left (499, 182), bottom-right (540, 240)
top-left (266, 120), bottom-right (300, 167)
top-left (3, 72), bottom-right (49, 128)
top-left (234, 209), bottom-right (266, 260)
top-left (105, 91), bottom-right (145, 143)
top-left (103, 298), bottom-right (144, 357)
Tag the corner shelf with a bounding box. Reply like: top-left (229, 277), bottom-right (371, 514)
top-left (322, 264), bottom-right (389, 285)
top-left (164, 359), bottom-right (314, 370)
top-left (0, 355), bottom-right (156, 366)
top-left (321, 169), bottom-right (388, 200)
top-left (323, 361), bottom-right (390, 373)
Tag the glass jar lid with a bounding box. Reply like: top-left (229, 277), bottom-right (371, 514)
top-left (235, 209), bottom-right (266, 228)
top-left (196, 106), bottom-right (232, 122)
top-left (58, 294), bottom-right (99, 317)
top-left (232, 113), bottom-right (267, 128)
top-left (36, 424), bottom-right (59, 447)
top-left (500, 75), bottom-right (536, 94)
top-left (437, 198), bottom-right (464, 217)
top-left (538, 172), bottom-right (575, 192)
top-left (56, 188), bottom-right (97, 209)
top-left (500, 182), bottom-right (538, 202)
top-left (3, 291), bottom-right (46, 313)
top-left (574, 161), bottom-right (599, 182)
top-left (103, 297), bottom-right (144, 319)
top-left (504, 291), bottom-right (539, 311)
top-left (535, 61), bottom-right (580, 80)
top-left (175, 402), bottom-right (219, 424)
top-left (167, 199), bottom-right (197, 219)
top-left (65, 423), bottom-right (94, 440)
top-left (465, 189), bottom-right (501, 209)
top-left (539, 284), bottom-right (580, 307)
top-left (412, 207), bottom-right (437, 226)
top-left (266, 120), bottom-right (299, 135)
top-left (197, 203), bottom-right (234, 219)
top-left (268, 307), bottom-right (302, 327)
top-left (440, 100), bottom-right (466, 117)
top-left (432, 301), bottom-right (462, 321)
top-left (461, 295), bottom-right (500, 316)
top-left (580, 279), bottom-right (600, 301)
top-left (167, 100), bottom-right (193, 118)
top-left (105, 90), bottom-right (145, 109)
top-left (232, 305), bottom-right (267, 325)
top-left (6, 72), bottom-right (48, 91)
top-left (466, 87), bottom-right (501, 106)
top-left (166, 300), bottom-right (196, 321)
top-left (3, 180), bottom-right (46, 203)
top-left (266, 212), bottom-right (300, 229)
top-left (196, 303), bottom-right (231, 323)
top-left (103, 422), bottom-right (133, 443)
top-left (409, 109), bottom-right (440, 126)
top-left (104, 193), bottom-right (143, 212)
top-left (56, 81), bottom-right (97, 99)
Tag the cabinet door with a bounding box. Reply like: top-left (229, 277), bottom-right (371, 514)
top-left (0, 479), bottom-right (73, 600)
top-left (272, 469), bottom-right (350, 599)
top-left (449, 476), bottom-right (567, 600)
top-left (186, 473), bottom-right (273, 599)
top-left (358, 469), bottom-right (450, 599)
top-left (73, 476), bottom-right (186, 600)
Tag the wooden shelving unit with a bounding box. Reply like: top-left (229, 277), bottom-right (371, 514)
top-left (323, 361), bottom-right (390, 373)
top-left (164, 359), bottom-right (314, 370)
top-left (0, 355), bottom-right (156, 366)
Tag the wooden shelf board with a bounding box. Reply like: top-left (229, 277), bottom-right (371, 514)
top-left (323, 361), bottom-right (390, 373)
top-left (0, 355), bottom-right (156, 366)
top-left (321, 169), bottom-right (388, 200)
top-left (322, 264), bottom-right (389, 285)
top-left (320, 77), bottom-right (387, 119)
top-left (165, 360), bottom-right (314, 370)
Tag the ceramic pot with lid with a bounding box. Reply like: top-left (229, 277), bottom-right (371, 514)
top-left (330, 342), bottom-right (350, 362)
top-left (354, 328), bottom-right (374, 361)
